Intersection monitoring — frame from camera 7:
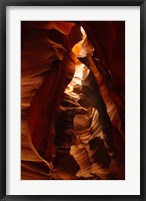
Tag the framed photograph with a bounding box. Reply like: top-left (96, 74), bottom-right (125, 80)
top-left (0, 0), bottom-right (145, 200)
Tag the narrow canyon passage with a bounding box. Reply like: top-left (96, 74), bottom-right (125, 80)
top-left (21, 22), bottom-right (125, 180)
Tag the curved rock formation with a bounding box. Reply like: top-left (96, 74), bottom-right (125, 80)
top-left (21, 21), bottom-right (125, 180)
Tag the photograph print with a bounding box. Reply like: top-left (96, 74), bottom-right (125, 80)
top-left (21, 21), bottom-right (125, 180)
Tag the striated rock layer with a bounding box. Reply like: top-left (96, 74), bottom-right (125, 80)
top-left (21, 21), bottom-right (125, 180)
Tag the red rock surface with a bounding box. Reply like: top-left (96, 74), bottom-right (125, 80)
top-left (21, 21), bottom-right (125, 180)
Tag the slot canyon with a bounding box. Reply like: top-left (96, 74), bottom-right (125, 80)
top-left (21, 21), bottom-right (125, 180)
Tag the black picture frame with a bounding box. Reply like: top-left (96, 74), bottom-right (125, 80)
top-left (0, 0), bottom-right (145, 200)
